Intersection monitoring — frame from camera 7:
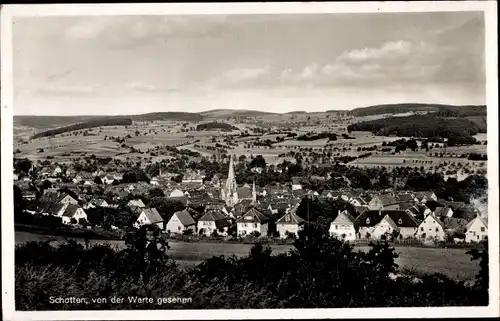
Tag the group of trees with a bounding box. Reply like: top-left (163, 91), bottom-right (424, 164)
top-left (196, 122), bottom-right (238, 131)
top-left (296, 132), bottom-right (338, 141)
top-left (347, 114), bottom-right (482, 142)
top-left (15, 224), bottom-right (489, 310)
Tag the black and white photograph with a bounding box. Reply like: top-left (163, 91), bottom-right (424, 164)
top-left (1, 2), bottom-right (498, 319)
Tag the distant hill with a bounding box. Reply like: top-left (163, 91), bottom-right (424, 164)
top-left (347, 114), bottom-right (484, 142)
top-left (196, 122), bottom-right (239, 131)
top-left (130, 112), bottom-right (203, 122)
top-left (31, 117), bottom-right (132, 139)
top-left (350, 103), bottom-right (486, 117)
top-left (15, 112), bottom-right (203, 129)
top-left (200, 109), bottom-right (278, 118)
top-left (286, 111), bottom-right (307, 114)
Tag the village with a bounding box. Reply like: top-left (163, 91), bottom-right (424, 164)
top-left (14, 151), bottom-right (488, 246)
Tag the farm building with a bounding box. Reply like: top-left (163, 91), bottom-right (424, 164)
top-left (276, 211), bottom-right (305, 239)
top-left (329, 210), bottom-right (357, 241)
top-left (236, 207), bottom-right (270, 237)
top-left (166, 210), bottom-right (197, 234)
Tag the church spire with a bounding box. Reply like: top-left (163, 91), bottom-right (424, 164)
top-left (223, 154), bottom-right (238, 207)
top-left (252, 180), bottom-right (257, 206)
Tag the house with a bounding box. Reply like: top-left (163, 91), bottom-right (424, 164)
top-left (52, 166), bottom-right (62, 177)
top-left (414, 191), bottom-right (437, 203)
top-left (102, 175), bottom-right (115, 185)
top-left (135, 208), bottom-right (164, 230)
top-left (166, 210), bottom-right (197, 234)
top-left (169, 189), bottom-right (185, 198)
top-left (329, 210), bottom-right (357, 241)
top-left (127, 199), bottom-right (146, 209)
top-left (61, 204), bottom-right (87, 225)
top-left (368, 194), bottom-right (400, 211)
top-left (236, 207), bottom-right (269, 237)
top-left (416, 213), bottom-right (446, 241)
top-left (465, 216), bottom-right (488, 243)
top-left (58, 193), bottom-right (79, 205)
top-left (85, 198), bottom-right (109, 209)
top-left (443, 217), bottom-right (468, 236)
top-left (182, 171), bottom-right (204, 184)
top-left (396, 193), bottom-right (417, 203)
top-left (291, 177), bottom-right (303, 191)
top-left (197, 210), bottom-right (230, 237)
top-left (276, 211), bottom-right (305, 239)
top-left (434, 206), bottom-right (454, 219)
top-left (356, 210), bottom-right (420, 240)
top-left (350, 197), bottom-right (366, 207)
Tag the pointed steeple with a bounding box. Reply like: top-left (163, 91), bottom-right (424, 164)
top-left (226, 154), bottom-right (235, 188)
top-left (224, 154), bottom-right (238, 207)
top-left (252, 180), bottom-right (257, 205)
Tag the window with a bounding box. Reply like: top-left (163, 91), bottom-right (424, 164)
top-left (420, 227), bottom-right (424, 231)
top-left (253, 223), bottom-right (258, 228)
top-left (480, 227), bottom-right (485, 232)
top-left (335, 225), bottom-right (338, 230)
top-left (244, 223), bottom-right (247, 227)
top-left (435, 227), bottom-right (439, 232)
top-left (366, 218), bottom-right (370, 224)
top-left (398, 218), bottom-right (403, 225)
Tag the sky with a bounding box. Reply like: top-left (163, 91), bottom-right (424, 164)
top-left (12, 12), bottom-right (486, 115)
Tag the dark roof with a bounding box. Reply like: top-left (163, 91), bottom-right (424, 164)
top-left (141, 208), bottom-right (163, 223)
top-left (172, 210), bottom-right (196, 226)
top-left (199, 209), bottom-right (227, 222)
top-left (62, 204), bottom-right (80, 218)
top-left (354, 206), bottom-right (369, 215)
top-left (356, 210), bottom-right (420, 228)
top-left (397, 194), bottom-right (415, 203)
top-left (376, 194), bottom-right (398, 206)
top-left (236, 207), bottom-right (269, 223)
top-left (237, 187), bottom-right (253, 199)
top-left (434, 206), bottom-right (451, 217)
top-left (276, 212), bottom-right (305, 225)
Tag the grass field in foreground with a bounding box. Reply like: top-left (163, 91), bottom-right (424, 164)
top-left (15, 231), bottom-right (479, 281)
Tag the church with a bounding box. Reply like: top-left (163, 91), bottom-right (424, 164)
top-left (220, 154), bottom-right (256, 207)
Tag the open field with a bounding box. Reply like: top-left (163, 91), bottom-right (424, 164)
top-left (15, 231), bottom-right (479, 281)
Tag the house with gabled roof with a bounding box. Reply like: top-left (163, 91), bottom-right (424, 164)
top-left (127, 199), bottom-right (146, 209)
top-left (61, 204), bottom-right (87, 225)
top-left (356, 210), bottom-right (420, 240)
top-left (368, 194), bottom-right (400, 211)
top-left (197, 209), bottom-right (230, 237)
top-left (434, 206), bottom-right (454, 219)
top-left (166, 209), bottom-right (197, 234)
top-left (276, 211), bottom-right (305, 239)
top-left (329, 210), bottom-right (357, 241)
top-left (135, 208), bottom-right (164, 230)
top-left (169, 189), bottom-right (185, 198)
top-left (291, 177), bottom-right (303, 191)
top-left (396, 193), bottom-right (417, 204)
top-left (416, 213), bottom-right (445, 241)
top-left (465, 216), bottom-right (488, 243)
top-left (236, 207), bottom-right (270, 237)
top-left (414, 191), bottom-right (437, 203)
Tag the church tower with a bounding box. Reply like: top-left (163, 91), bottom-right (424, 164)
top-left (252, 180), bottom-right (257, 206)
top-left (223, 154), bottom-right (239, 207)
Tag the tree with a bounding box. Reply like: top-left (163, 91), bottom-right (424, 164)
top-left (94, 176), bottom-right (103, 185)
top-left (70, 218), bottom-right (77, 224)
top-left (250, 155), bottom-right (267, 169)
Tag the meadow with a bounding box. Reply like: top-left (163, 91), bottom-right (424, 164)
top-left (15, 231), bottom-right (479, 281)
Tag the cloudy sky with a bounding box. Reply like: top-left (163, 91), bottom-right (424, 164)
top-left (13, 12), bottom-right (485, 115)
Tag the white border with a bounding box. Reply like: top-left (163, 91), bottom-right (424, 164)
top-left (1, 2), bottom-right (498, 320)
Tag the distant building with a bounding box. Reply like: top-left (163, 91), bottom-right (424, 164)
top-left (368, 194), bottom-right (400, 211)
top-left (356, 210), bottom-right (420, 240)
top-left (61, 204), bottom-right (87, 225)
top-left (416, 213), bottom-right (446, 241)
top-left (291, 177), bottom-right (303, 191)
top-left (127, 199), bottom-right (146, 209)
top-left (197, 210), bottom-right (229, 237)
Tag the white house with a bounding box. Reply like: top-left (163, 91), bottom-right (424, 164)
top-left (465, 216), bottom-right (488, 243)
top-left (329, 210), bottom-right (357, 241)
top-left (102, 175), bottom-right (115, 185)
top-left (166, 210), bottom-right (197, 234)
top-left (197, 210), bottom-right (229, 237)
top-left (236, 207), bottom-right (269, 237)
top-left (61, 204), bottom-right (87, 225)
top-left (356, 210), bottom-right (420, 240)
top-left (135, 208), bottom-right (164, 230)
top-left (52, 166), bottom-right (62, 177)
top-left (416, 213), bottom-right (446, 241)
top-left (414, 192), bottom-right (438, 204)
top-left (276, 212), bottom-right (305, 239)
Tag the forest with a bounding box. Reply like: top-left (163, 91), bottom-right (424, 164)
top-left (350, 103), bottom-right (486, 117)
top-left (347, 114), bottom-right (483, 141)
top-left (31, 117), bottom-right (133, 139)
top-left (196, 122), bottom-right (239, 131)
